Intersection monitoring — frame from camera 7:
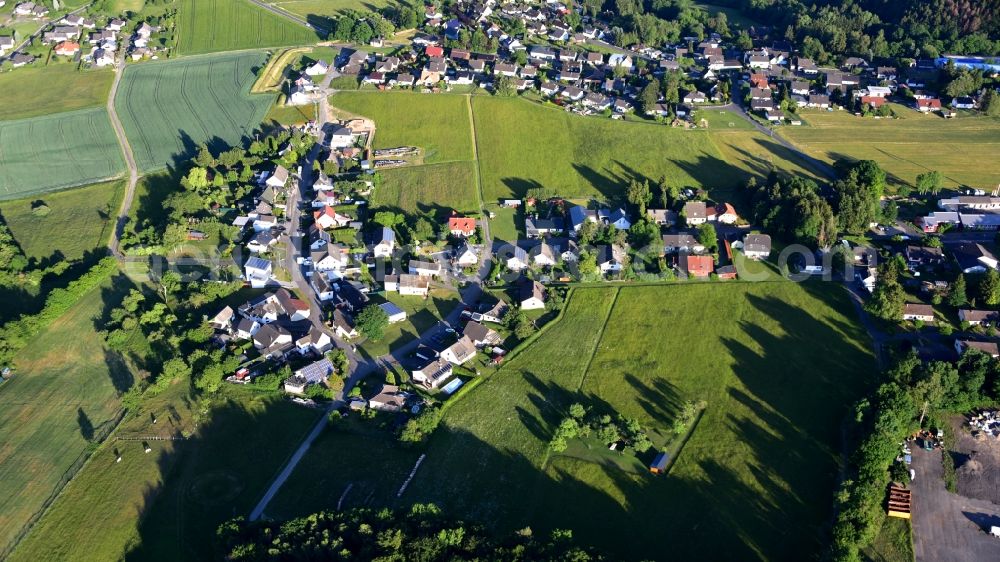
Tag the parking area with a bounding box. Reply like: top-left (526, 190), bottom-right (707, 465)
top-left (911, 446), bottom-right (1000, 562)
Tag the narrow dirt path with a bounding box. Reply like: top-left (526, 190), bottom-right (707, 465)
top-left (106, 50), bottom-right (140, 258)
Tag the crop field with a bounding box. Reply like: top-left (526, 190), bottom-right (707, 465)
top-left (0, 65), bottom-right (114, 121)
top-left (372, 161), bottom-right (479, 215)
top-left (273, 281), bottom-right (875, 560)
top-left (0, 276), bottom-right (138, 559)
top-left (0, 180), bottom-right (124, 263)
top-left (115, 52), bottom-right (275, 172)
top-left (176, 0), bottom-right (320, 55)
top-left (780, 107), bottom-right (1000, 190)
top-left (0, 108), bottom-right (126, 198)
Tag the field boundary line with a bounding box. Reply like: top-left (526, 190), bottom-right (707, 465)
top-left (574, 287), bottom-right (620, 393)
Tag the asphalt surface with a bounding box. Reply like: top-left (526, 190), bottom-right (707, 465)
top-left (911, 446), bottom-right (1000, 562)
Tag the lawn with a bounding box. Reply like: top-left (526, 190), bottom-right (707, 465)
top-left (175, 0), bottom-right (320, 55)
top-left (273, 281), bottom-right (876, 560)
top-left (359, 288), bottom-right (463, 357)
top-left (0, 275), bottom-right (139, 559)
top-left (372, 161), bottom-right (479, 215)
top-left (0, 180), bottom-right (124, 263)
top-left (0, 108), bottom-right (126, 198)
top-left (862, 517), bottom-right (914, 562)
top-left (115, 51), bottom-right (275, 172)
top-left (265, 101), bottom-right (317, 125)
top-left (0, 65), bottom-right (114, 121)
top-left (780, 106), bottom-right (1000, 190)
top-left (330, 91), bottom-right (475, 163)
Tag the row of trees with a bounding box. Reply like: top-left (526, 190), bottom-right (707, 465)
top-left (746, 174), bottom-right (838, 248)
top-left (217, 503), bottom-right (601, 560)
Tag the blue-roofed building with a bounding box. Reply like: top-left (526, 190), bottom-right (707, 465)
top-left (379, 301), bottom-right (407, 323)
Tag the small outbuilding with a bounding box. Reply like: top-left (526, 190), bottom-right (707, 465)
top-left (649, 452), bottom-right (669, 474)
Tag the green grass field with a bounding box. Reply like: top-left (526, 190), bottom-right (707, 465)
top-left (863, 517), bottom-right (914, 562)
top-left (176, 0), bottom-right (320, 55)
top-left (780, 106), bottom-right (1000, 190)
top-left (273, 281), bottom-right (875, 560)
top-left (331, 92), bottom-right (475, 163)
top-left (0, 65), bottom-right (114, 121)
top-left (327, 92), bottom-right (826, 221)
top-left (0, 180), bottom-right (124, 263)
top-left (0, 275), bottom-right (138, 559)
top-left (268, 0), bottom-right (391, 17)
top-left (115, 52), bottom-right (275, 172)
top-left (473, 96), bottom-right (814, 204)
top-left (0, 108), bottom-right (126, 198)
top-left (372, 161), bottom-right (479, 215)
top-left (8, 384), bottom-right (320, 562)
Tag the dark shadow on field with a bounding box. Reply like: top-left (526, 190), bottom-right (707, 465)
top-left (750, 137), bottom-right (838, 181)
top-left (716, 284), bottom-right (879, 556)
top-left (77, 407), bottom-right (94, 441)
top-left (122, 395), bottom-right (322, 562)
top-left (305, 14), bottom-right (333, 35)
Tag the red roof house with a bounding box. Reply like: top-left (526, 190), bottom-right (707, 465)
top-left (685, 255), bottom-right (714, 278)
top-left (447, 216), bottom-right (477, 237)
top-left (54, 41), bottom-right (81, 56)
top-left (425, 45), bottom-right (444, 58)
top-left (861, 95), bottom-right (885, 108)
top-left (916, 98), bottom-right (941, 112)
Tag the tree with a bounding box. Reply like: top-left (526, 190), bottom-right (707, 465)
top-left (373, 211), bottom-right (403, 227)
top-left (865, 257), bottom-right (906, 321)
top-left (638, 80), bottom-right (659, 114)
top-left (412, 217), bottom-right (435, 241)
top-left (493, 74), bottom-right (515, 97)
top-left (981, 89), bottom-right (1000, 117)
top-left (915, 171), bottom-right (942, 195)
top-left (194, 144), bottom-right (215, 167)
top-left (350, 20), bottom-right (374, 44)
top-left (948, 274), bottom-right (968, 307)
top-left (981, 268), bottom-right (1000, 306)
top-left (697, 223), bottom-right (718, 253)
top-left (356, 305), bottom-right (389, 341)
top-left (626, 178), bottom-right (652, 215)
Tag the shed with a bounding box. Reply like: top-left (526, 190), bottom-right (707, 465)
top-left (649, 452), bottom-right (669, 474)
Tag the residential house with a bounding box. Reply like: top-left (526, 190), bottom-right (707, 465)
top-left (953, 243), bottom-right (999, 273)
top-left (253, 323), bottom-right (294, 355)
top-left (715, 202), bottom-right (739, 224)
top-left (408, 259), bottom-right (442, 277)
top-left (314, 206), bottom-right (352, 229)
top-left (327, 125), bottom-right (354, 148)
top-left (902, 303), bottom-right (935, 323)
top-left (247, 231), bottom-right (278, 254)
top-left (503, 244), bottom-right (529, 271)
top-left (596, 244), bottom-right (627, 273)
top-left (916, 98), bottom-right (942, 112)
top-left (209, 306), bottom-right (235, 331)
top-left (519, 278), bottom-right (546, 310)
top-left (454, 243), bottom-right (478, 267)
top-left (266, 165), bottom-right (289, 188)
top-left (685, 255), bottom-right (714, 278)
top-left (448, 215), bottom-right (477, 237)
top-left (234, 318), bottom-right (259, 340)
top-left (244, 256), bottom-right (272, 288)
top-left (905, 245), bottom-right (945, 269)
top-left (441, 336), bottom-right (477, 365)
top-left (411, 357), bottom-right (454, 389)
top-left (743, 234), bottom-right (772, 260)
top-left (398, 274), bottom-right (430, 296)
top-left (683, 201), bottom-right (708, 225)
top-left (568, 205), bottom-right (598, 234)
top-left (331, 309), bottom-right (358, 338)
top-left (369, 384), bottom-right (407, 411)
top-left (373, 227), bottom-right (395, 258)
top-left (525, 216), bottom-right (564, 238)
top-left (647, 209), bottom-right (677, 227)
top-left (955, 340), bottom-right (1000, 358)
top-left (464, 320), bottom-right (501, 347)
top-left (284, 358), bottom-right (335, 394)
top-left (958, 309), bottom-right (998, 327)
top-left (598, 208), bottom-right (631, 230)
top-left (662, 233), bottom-right (702, 254)
top-left (296, 327), bottom-right (333, 354)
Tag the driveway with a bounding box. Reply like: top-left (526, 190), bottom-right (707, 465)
top-left (911, 446), bottom-right (1000, 562)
